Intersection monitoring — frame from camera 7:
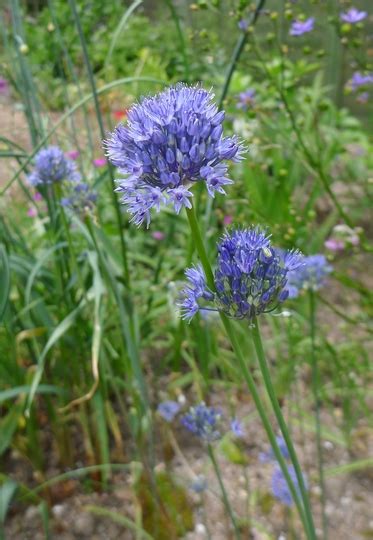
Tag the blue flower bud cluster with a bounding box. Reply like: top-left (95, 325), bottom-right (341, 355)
top-left (61, 182), bottom-right (97, 214)
top-left (181, 402), bottom-right (222, 442)
top-left (105, 84), bottom-right (244, 227)
top-left (179, 227), bottom-right (304, 321)
top-left (271, 464), bottom-right (307, 507)
top-left (287, 254), bottom-right (332, 298)
top-left (28, 146), bottom-right (80, 187)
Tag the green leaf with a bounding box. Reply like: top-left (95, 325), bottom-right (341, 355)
top-left (104, 0), bottom-right (143, 70)
top-left (26, 297), bottom-right (88, 415)
top-left (0, 384), bottom-right (65, 405)
top-left (218, 435), bottom-right (248, 465)
top-left (0, 479), bottom-right (18, 524)
top-left (0, 245), bottom-right (10, 322)
top-left (0, 403), bottom-right (23, 456)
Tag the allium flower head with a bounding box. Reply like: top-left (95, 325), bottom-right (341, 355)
top-left (157, 400), bottom-right (181, 422)
top-left (271, 465), bottom-right (307, 506)
top-left (190, 475), bottom-right (208, 493)
top-left (181, 402), bottom-right (222, 441)
top-left (348, 72), bottom-right (373, 92)
top-left (61, 182), bottom-right (97, 214)
top-left (290, 17), bottom-right (315, 36)
top-left (237, 89), bottom-right (255, 110)
top-left (105, 84), bottom-right (245, 227)
top-left (179, 227), bottom-right (303, 321)
top-left (287, 254), bottom-right (332, 298)
top-left (340, 8), bottom-right (367, 23)
top-left (28, 146), bottom-right (80, 187)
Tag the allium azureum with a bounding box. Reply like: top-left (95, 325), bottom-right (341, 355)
top-left (287, 254), bottom-right (332, 298)
top-left (28, 146), bottom-right (80, 187)
top-left (179, 227), bottom-right (303, 322)
top-left (61, 182), bottom-right (97, 213)
top-left (181, 402), bottom-right (222, 441)
top-left (271, 465), bottom-right (307, 507)
top-left (105, 84), bottom-right (244, 227)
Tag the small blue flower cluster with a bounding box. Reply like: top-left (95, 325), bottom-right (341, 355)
top-left (260, 436), bottom-right (308, 506)
top-left (61, 182), bottom-right (97, 214)
top-left (287, 254), bottom-right (332, 298)
top-left (271, 464), bottom-right (306, 507)
top-left (179, 227), bottom-right (304, 321)
top-left (181, 402), bottom-right (222, 442)
top-left (28, 146), bottom-right (80, 187)
top-left (105, 84), bottom-right (244, 227)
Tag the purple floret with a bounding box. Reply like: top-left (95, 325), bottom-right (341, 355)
top-left (340, 8), bottom-right (367, 24)
top-left (287, 254), bottom-right (332, 298)
top-left (290, 17), bottom-right (315, 36)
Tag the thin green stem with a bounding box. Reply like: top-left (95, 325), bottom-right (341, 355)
top-left (186, 205), bottom-right (214, 288)
top-left (251, 317), bottom-right (316, 540)
top-left (185, 203), bottom-right (314, 539)
top-left (207, 444), bottom-right (241, 539)
top-left (218, 0), bottom-right (266, 109)
top-left (68, 0), bottom-right (130, 287)
top-left (309, 291), bottom-right (328, 540)
top-left (165, 0), bottom-right (189, 81)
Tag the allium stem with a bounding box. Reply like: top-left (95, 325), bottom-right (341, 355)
top-left (207, 444), bottom-right (241, 539)
top-left (185, 203), bottom-right (314, 539)
top-left (218, 0), bottom-right (266, 109)
top-left (251, 316), bottom-right (316, 540)
top-left (186, 205), bottom-right (215, 289)
top-left (309, 291), bottom-right (328, 540)
top-left (68, 0), bottom-right (130, 287)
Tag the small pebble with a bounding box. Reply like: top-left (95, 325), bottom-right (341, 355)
top-left (195, 523), bottom-right (207, 535)
top-left (52, 504), bottom-right (66, 518)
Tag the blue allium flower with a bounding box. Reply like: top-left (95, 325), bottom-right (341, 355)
top-left (230, 418), bottom-right (245, 438)
top-left (28, 146), bottom-right (80, 187)
top-left (238, 19), bottom-right (249, 31)
top-left (61, 182), bottom-right (97, 213)
top-left (237, 89), bottom-right (256, 110)
top-left (287, 254), bottom-right (332, 298)
top-left (340, 8), bottom-right (367, 23)
top-left (181, 402), bottom-right (222, 441)
top-left (260, 436), bottom-right (290, 463)
top-left (179, 227), bottom-right (303, 321)
top-left (157, 400), bottom-right (181, 422)
top-left (190, 475), bottom-right (208, 493)
top-left (105, 84), bottom-right (245, 227)
top-left (271, 465), bottom-right (308, 507)
top-left (290, 17), bottom-right (315, 36)
top-left (348, 72), bottom-right (373, 92)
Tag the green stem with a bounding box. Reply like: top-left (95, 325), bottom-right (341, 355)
top-left (207, 444), bottom-right (241, 539)
top-left (164, 0), bottom-right (190, 82)
top-left (185, 203), bottom-right (314, 539)
top-left (68, 0), bottom-right (130, 287)
top-left (186, 205), bottom-right (214, 288)
top-left (309, 291), bottom-right (328, 540)
top-left (251, 317), bottom-right (316, 540)
top-left (218, 0), bottom-right (266, 109)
